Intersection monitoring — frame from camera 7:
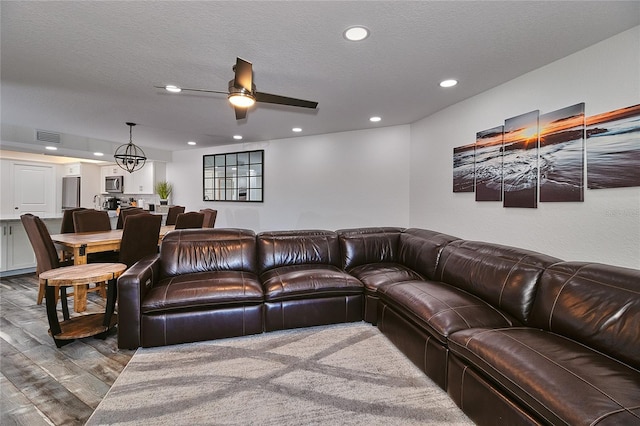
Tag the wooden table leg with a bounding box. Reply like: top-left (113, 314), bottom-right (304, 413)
top-left (45, 283), bottom-right (73, 348)
top-left (74, 284), bottom-right (87, 313)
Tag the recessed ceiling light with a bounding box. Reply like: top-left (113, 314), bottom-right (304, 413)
top-left (233, 135), bottom-right (243, 140)
top-left (93, 152), bottom-right (104, 156)
top-left (45, 146), bottom-right (57, 151)
top-left (187, 141), bottom-right (197, 145)
top-left (165, 85), bottom-right (182, 93)
top-left (369, 116), bottom-right (382, 122)
top-left (292, 127), bottom-right (302, 132)
top-left (344, 26), bottom-right (369, 41)
top-left (439, 79), bottom-right (458, 88)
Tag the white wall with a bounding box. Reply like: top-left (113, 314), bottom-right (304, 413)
top-left (409, 26), bottom-right (640, 269)
top-left (169, 125), bottom-right (411, 232)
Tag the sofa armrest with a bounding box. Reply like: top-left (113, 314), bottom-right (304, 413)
top-left (117, 254), bottom-right (160, 349)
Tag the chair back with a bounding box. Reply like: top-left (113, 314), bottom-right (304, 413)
top-left (73, 209), bottom-right (112, 232)
top-left (165, 206), bottom-right (185, 225)
top-left (174, 212), bottom-right (205, 229)
top-left (60, 208), bottom-right (86, 233)
top-left (116, 207), bottom-right (145, 229)
top-left (119, 213), bottom-right (162, 268)
top-left (199, 208), bottom-right (217, 228)
top-left (21, 214), bottom-right (60, 274)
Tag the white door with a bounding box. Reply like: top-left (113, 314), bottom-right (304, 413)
top-left (12, 163), bottom-right (54, 215)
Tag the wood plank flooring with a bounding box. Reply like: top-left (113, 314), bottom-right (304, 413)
top-left (1, 273), bottom-right (134, 425)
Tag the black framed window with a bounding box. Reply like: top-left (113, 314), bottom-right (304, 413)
top-left (203, 150), bottom-right (263, 202)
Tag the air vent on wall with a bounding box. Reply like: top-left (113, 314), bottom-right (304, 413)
top-left (35, 129), bottom-right (61, 144)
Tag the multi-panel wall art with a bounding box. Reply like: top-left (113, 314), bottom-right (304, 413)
top-left (586, 104), bottom-right (640, 189)
top-left (452, 143), bottom-right (475, 193)
top-left (539, 103), bottom-right (585, 202)
top-left (475, 125), bottom-right (504, 201)
top-left (452, 103), bottom-right (639, 208)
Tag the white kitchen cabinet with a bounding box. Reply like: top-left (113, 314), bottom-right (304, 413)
top-left (64, 163), bottom-right (81, 176)
top-left (110, 161), bottom-right (166, 195)
top-left (0, 218), bottom-right (62, 275)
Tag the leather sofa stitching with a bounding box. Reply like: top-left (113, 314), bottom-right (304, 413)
top-left (450, 331), bottom-right (563, 426)
top-left (547, 265), bottom-right (588, 330)
top-left (590, 405), bottom-right (640, 425)
top-left (469, 330), bottom-right (633, 422)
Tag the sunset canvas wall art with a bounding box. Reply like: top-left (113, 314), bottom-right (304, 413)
top-left (503, 110), bottom-right (540, 208)
top-left (539, 103), bottom-right (585, 202)
top-left (586, 104), bottom-right (640, 189)
top-left (475, 125), bottom-right (504, 201)
top-left (453, 143), bottom-right (475, 193)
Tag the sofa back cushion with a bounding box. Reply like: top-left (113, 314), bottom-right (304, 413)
top-left (160, 229), bottom-right (257, 277)
top-left (435, 240), bottom-right (562, 325)
top-left (530, 262), bottom-right (640, 370)
top-left (337, 227), bottom-right (404, 271)
top-left (257, 230), bottom-right (341, 274)
top-left (398, 228), bottom-right (460, 280)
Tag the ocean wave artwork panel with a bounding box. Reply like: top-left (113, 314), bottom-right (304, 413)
top-left (503, 110), bottom-right (539, 208)
top-left (475, 125), bottom-right (504, 201)
top-left (539, 103), bottom-right (585, 202)
top-left (453, 143), bottom-right (475, 193)
top-left (586, 104), bottom-right (640, 189)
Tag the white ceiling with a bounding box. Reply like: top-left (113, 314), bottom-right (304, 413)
top-left (2, 1), bottom-right (639, 157)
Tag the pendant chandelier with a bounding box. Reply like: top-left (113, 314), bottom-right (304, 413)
top-left (114, 122), bottom-right (146, 173)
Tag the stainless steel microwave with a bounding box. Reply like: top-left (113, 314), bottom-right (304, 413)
top-left (105, 175), bottom-right (123, 193)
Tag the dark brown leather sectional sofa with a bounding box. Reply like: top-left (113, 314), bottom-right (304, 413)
top-left (117, 227), bottom-right (640, 425)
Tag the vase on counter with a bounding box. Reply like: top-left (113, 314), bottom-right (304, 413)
top-left (160, 199), bottom-right (168, 205)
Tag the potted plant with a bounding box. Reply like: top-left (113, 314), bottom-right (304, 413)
top-left (155, 181), bottom-right (172, 205)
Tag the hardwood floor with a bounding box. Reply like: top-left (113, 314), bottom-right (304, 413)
top-left (1, 273), bottom-right (134, 425)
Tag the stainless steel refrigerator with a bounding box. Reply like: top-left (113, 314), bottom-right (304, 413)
top-left (62, 176), bottom-right (81, 209)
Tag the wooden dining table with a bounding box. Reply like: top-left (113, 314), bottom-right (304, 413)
top-left (49, 225), bottom-right (174, 312)
top-left (50, 225), bottom-right (175, 266)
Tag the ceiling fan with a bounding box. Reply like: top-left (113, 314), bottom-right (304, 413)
top-left (155, 57), bottom-right (318, 120)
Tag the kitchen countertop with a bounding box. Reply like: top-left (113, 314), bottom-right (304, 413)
top-left (0, 213), bottom-right (64, 221)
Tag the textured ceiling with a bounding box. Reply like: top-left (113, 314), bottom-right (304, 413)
top-left (1, 1), bottom-right (639, 157)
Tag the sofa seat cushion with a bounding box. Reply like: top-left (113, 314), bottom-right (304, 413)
top-left (142, 271), bottom-right (263, 313)
top-left (378, 280), bottom-right (517, 344)
top-left (448, 327), bottom-right (640, 426)
top-left (349, 262), bottom-right (423, 292)
top-left (261, 264), bottom-right (363, 302)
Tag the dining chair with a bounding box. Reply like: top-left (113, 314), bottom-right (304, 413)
top-left (116, 207), bottom-right (145, 229)
top-left (21, 213), bottom-right (104, 305)
top-left (174, 212), bottom-right (205, 229)
top-left (119, 213), bottom-right (162, 268)
top-left (60, 208), bottom-right (86, 234)
top-left (199, 208), bottom-right (217, 228)
top-left (165, 205), bottom-right (185, 226)
top-left (73, 209), bottom-right (112, 232)
top-left (73, 209), bottom-right (119, 263)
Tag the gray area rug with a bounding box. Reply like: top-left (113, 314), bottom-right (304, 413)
top-left (87, 323), bottom-right (474, 425)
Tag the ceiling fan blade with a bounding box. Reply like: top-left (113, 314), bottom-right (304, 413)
top-left (234, 58), bottom-right (253, 92)
top-left (255, 92), bottom-right (318, 109)
top-left (154, 85), bottom-right (227, 95)
top-left (234, 106), bottom-right (247, 120)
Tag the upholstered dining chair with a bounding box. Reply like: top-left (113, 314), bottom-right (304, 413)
top-left (60, 207), bottom-right (86, 234)
top-left (116, 207), bottom-right (144, 229)
top-left (165, 205), bottom-right (185, 226)
top-left (199, 208), bottom-right (217, 228)
top-left (73, 209), bottom-right (119, 263)
top-left (119, 213), bottom-right (162, 268)
top-left (21, 214), bottom-right (104, 305)
top-left (174, 212), bottom-right (205, 229)
top-left (73, 209), bottom-right (112, 232)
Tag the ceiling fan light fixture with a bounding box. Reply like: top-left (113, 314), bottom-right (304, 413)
top-left (228, 92), bottom-right (255, 108)
top-left (114, 122), bottom-right (147, 173)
